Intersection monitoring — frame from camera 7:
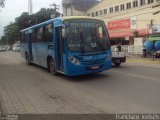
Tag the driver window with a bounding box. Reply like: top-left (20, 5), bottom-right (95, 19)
top-left (97, 26), bottom-right (103, 39)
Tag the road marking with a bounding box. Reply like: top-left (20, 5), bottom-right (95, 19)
top-left (111, 70), bottom-right (160, 83)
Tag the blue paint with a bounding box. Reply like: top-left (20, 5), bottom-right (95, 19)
top-left (155, 41), bottom-right (160, 50)
top-left (20, 17), bottom-right (112, 76)
top-left (144, 41), bottom-right (154, 51)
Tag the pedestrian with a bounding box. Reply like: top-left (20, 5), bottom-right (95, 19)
top-left (117, 43), bottom-right (121, 52)
top-left (142, 46), bottom-right (147, 58)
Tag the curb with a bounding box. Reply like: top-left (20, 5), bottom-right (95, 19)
top-left (127, 59), bottom-right (160, 64)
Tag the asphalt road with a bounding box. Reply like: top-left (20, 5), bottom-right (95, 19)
top-left (0, 52), bottom-right (160, 114)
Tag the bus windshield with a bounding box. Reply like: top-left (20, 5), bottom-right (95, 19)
top-left (64, 19), bottom-right (110, 52)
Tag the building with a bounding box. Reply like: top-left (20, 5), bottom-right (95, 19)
top-left (86, 0), bottom-right (160, 46)
top-left (62, 0), bottom-right (100, 16)
top-left (63, 0), bottom-right (160, 46)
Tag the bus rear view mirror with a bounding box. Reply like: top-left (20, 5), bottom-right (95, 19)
top-left (62, 28), bottom-right (66, 38)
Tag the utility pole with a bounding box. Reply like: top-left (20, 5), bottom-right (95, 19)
top-left (28, 0), bottom-right (33, 15)
top-left (28, 0), bottom-right (33, 27)
top-left (150, 1), bottom-right (160, 60)
top-left (50, 3), bottom-right (59, 18)
top-left (150, 19), bottom-right (155, 61)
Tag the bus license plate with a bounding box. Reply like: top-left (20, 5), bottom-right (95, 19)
top-left (91, 66), bottom-right (99, 70)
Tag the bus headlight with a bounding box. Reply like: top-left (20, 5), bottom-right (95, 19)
top-left (69, 56), bottom-right (80, 65)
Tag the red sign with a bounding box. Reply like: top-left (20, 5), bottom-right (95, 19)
top-left (138, 29), bottom-right (149, 36)
top-left (108, 19), bottom-right (130, 30)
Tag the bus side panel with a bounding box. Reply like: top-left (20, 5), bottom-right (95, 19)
top-left (37, 43), bottom-right (51, 68)
top-left (32, 42), bottom-right (54, 68)
top-left (31, 43), bottom-right (40, 65)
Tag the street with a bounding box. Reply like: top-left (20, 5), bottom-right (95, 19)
top-left (0, 52), bottom-right (160, 114)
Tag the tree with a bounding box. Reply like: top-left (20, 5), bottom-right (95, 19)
top-left (0, 36), bottom-right (7, 45)
top-left (16, 8), bottom-right (60, 30)
top-left (2, 8), bottom-right (60, 45)
top-left (15, 12), bottom-right (31, 30)
top-left (4, 22), bottom-right (20, 45)
top-left (0, 0), bottom-right (5, 8)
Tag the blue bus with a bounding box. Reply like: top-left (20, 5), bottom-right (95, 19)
top-left (20, 16), bottom-right (112, 76)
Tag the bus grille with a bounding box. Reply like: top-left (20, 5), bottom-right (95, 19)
top-left (80, 59), bottom-right (105, 65)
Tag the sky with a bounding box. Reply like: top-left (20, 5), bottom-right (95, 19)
top-left (0, 0), bottom-right (62, 38)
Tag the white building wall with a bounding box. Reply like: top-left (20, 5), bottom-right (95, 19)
top-left (63, 6), bottom-right (85, 16)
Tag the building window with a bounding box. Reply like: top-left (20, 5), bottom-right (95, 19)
top-left (91, 12), bottom-right (94, 17)
top-left (120, 4), bottom-right (125, 11)
top-left (133, 0), bottom-right (138, 7)
top-left (115, 6), bottom-right (119, 12)
top-left (95, 11), bottom-right (98, 16)
top-left (104, 9), bottom-right (107, 14)
top-left (99, 10), bottom-right (103, 15)
top-left (126, 2), bottom-right (131, 9)
top-left (140, 0), bottom-right (145, 6)
top-left (148, 0), bottom-right (154, 4)
top-left (109, 7), bottom-right (113, 13)
top-left (87, 14), bottom-right (90, 16)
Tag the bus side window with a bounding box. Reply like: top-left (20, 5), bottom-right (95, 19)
top-left (44, 24), bottom-right (53, 42)
top-left (25, 31), bottom-right (29, 42)
top-left (36, 27), bottom-right (43, 43)
top-left (32, 30), bottom-right (36, 43)
top-left (20, 32), bottom-right (25, 43)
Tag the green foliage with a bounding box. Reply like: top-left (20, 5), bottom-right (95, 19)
top-left (3, 22), bottom-right (20, 45)
top-left (0, 36), bottom-right (7, 45)
top-left (16, 8), bottom-right (60, 30)
top-left (2, 8), bottom-right (60, 45)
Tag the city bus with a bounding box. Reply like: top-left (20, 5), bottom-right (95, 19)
top-left (20, 16), bottom-right (112, 76)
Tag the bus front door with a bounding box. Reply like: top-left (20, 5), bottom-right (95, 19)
top-left (56, 27), bottom-right (64, 71)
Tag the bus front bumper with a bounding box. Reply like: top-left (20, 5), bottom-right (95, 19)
top-left (65, 60), bottom-right (112, 76)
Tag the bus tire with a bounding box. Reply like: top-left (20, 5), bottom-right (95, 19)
top-left (115, 63), bottom-right (121, 67)
top-left (49, 58), bottom-right (57, 75)
top-left (25, 53), bottom-right (31, 65)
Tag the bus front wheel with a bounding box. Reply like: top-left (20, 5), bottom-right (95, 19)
top-left (114, 63), bottom-right (121, 67)
top-left (49, 58), bottom-right (57, 75)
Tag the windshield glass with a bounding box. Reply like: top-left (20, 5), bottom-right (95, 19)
top-left (64, 19), bottom-right (110, 52)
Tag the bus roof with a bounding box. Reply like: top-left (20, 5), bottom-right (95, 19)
top-left (21, 16), bottom-right (102, 32)
top-left (62, 16), bottom-right (101, 21)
